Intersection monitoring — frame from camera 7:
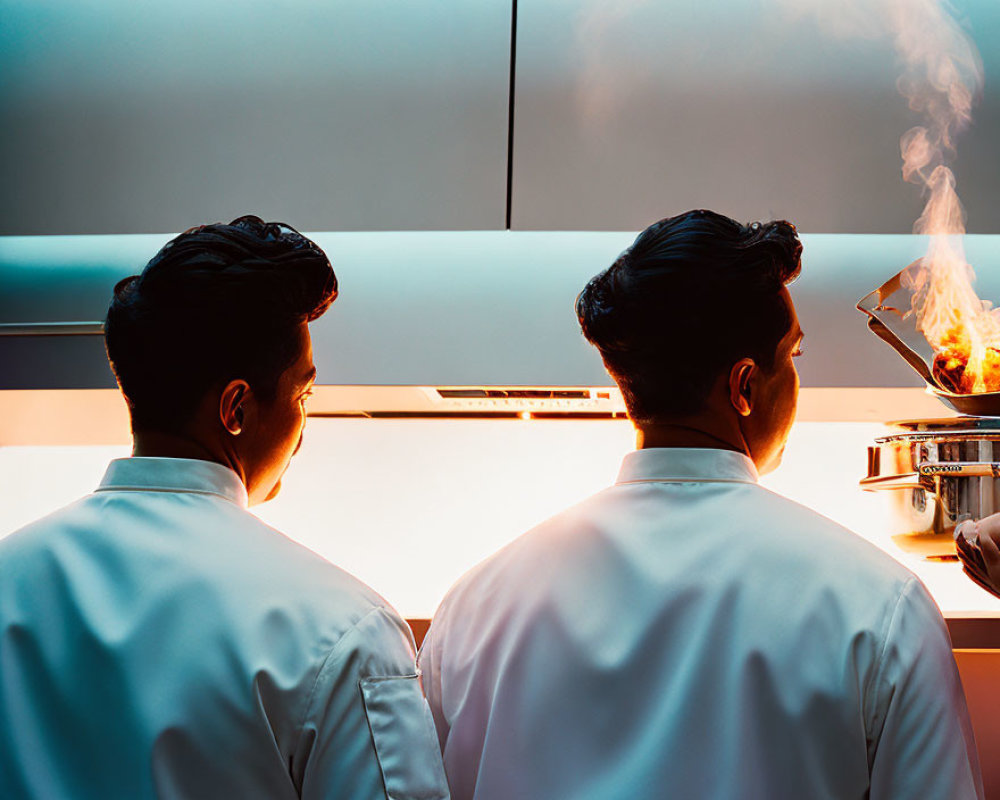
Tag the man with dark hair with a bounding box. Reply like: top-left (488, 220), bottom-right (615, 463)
top-left (419, 210), bottom-right (982, 799)
top-left (0, 217), bottom-right (449, 799)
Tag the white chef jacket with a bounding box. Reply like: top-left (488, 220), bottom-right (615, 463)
top-left (419, 447), bottom-right (983, 800)
top-left (0, 457), bottom-right (449, 800)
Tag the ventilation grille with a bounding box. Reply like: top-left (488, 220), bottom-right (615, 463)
top-left (304, 386), bottom-right (627, 418)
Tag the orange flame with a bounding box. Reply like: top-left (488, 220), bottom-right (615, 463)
top-left (904, 219), bottom-right (1000, 393)
top-left (892, 0), bottom-right (988, 393)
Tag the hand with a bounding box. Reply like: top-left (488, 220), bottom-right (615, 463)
top-left (954, 517), bottom-right (1000, 600)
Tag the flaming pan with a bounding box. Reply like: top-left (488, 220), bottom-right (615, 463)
top-left (857, 261), bottom-right (1000, 417)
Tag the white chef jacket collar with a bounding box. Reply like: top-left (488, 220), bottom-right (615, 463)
top-left (97, 457), bottom-right (249, 508)
top-left (616, 447), bottom-right (760, 485)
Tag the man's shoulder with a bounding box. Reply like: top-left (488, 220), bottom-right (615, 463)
top-left (236, 511), bottom-right (390, 606)
top-left (0, 490), bottom-right (406, 654)
top-left (745, 484), bottom-right (915, 582)
top-left (179, 503), bottom-right (405, 646)
top-left (0, 496), bottom-right (92, 560)
top-left (236, 529), bottom-right (416, 673)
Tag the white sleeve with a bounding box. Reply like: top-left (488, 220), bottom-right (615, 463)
top-left (297, 606), bottom-right (450, 800)
top-left (868, 578), bottom-right (984, 800)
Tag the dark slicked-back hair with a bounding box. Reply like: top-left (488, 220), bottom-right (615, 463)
top-left (576, 209), bottom-right (802, 423)
top-left (105, 215), bottom-right (337, 433)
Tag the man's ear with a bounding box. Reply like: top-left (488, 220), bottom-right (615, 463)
top-left (729, 359), bottom-right (756, 417)
top-left (219, 379), bottom-right (251, 435)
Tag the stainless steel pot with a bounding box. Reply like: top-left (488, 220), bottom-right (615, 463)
top-left (861, 417), bottom-right (1000, 558)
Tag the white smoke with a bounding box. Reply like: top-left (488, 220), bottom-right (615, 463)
top-left (788, 0), bottom-right (993, 390)
top-left (783, 0), bottom-right (982, 231)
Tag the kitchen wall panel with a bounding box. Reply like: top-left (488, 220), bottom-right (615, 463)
top-left (510, 0), bottom-right (1000, 233)
top-left (11, 231), bottom-right (1000, 390)
top-left (0, 0), bottom-right (511, 234)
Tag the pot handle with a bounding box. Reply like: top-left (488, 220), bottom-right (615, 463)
top-left (917, 462), bottom-right (1000, 478)
top-left (859, 472), bottom-right (924, 491)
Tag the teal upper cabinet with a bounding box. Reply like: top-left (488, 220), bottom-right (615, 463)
top-left (509, 0), bottom-right (1000, 233)
top-left (0, 0), bottom-right (512, 234)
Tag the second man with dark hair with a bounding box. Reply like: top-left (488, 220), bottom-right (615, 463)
top-left (0, 216), bottom-right (450, 800)
top-left (419, 209), bottom-right (982, 800)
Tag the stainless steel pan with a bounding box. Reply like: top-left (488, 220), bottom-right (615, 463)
top-left (857, 261), bottom-right (1000, 416)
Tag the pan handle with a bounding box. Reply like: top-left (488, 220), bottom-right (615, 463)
top-left (864, 317), bottom-right (938, 387)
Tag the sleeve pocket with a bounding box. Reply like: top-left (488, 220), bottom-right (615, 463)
top-left (360, 674), bottom-right (451, 800)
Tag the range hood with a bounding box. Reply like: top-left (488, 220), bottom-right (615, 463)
top-left (5, 231), bottom-right (1000, 422)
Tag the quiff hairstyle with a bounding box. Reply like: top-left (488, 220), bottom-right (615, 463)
top-left (105, 215), bottom-right (337, 433)
top-left (576, 209), bottom-right (802, 422)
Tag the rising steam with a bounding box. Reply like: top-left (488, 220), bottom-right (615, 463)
top-left (792, 0), bottom-right (990, 391)
top-left (890, 1), bottom-right (993, 393)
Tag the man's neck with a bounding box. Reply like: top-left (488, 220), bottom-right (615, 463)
top-left (636, 418), bottom-right (748, 455)
top-left (131, 426), bottom-right (250, 496)
top-left (132, 429), bottom-right (226, 465)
